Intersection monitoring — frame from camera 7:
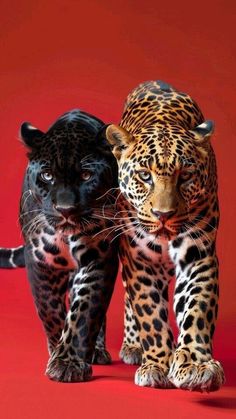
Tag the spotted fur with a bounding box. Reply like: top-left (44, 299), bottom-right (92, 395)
top-left (106, 80), bottom-right (225, 392)
top-left (0, 246), bottom-right (25, 268)
top-left (1, 110), bottom-right (119, 382)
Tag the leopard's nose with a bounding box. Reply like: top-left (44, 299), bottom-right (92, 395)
top-left (55, 206), bottom-right (76, 219)
top-left (151, 209), bottom-right (175, 222)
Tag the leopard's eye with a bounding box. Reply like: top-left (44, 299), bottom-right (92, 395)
top-left (179, 170), bottom-right (192, 182)
top-left (137, 170), bottom-right (152, 183)
top-left (81, 171), bottom-right (92, 181)
top-left (41, 171), bottom-right (54, 183)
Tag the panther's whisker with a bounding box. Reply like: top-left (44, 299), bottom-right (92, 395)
top-left (19, 209), bottom-right (43, 218)
top-left (21, 189), bottom-right (32, 210)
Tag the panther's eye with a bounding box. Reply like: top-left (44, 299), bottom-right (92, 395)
top-left (179, 170), bottom-right (192, 182)
top-left (41, 171), bottom-right (54, 183)
top-left (137, 170), bottom-right (152, 183)
top-left (81, 171), bottom-right (92, 181)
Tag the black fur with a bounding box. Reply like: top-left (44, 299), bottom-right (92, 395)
top-left (1, 110), bottom-right (119, 382)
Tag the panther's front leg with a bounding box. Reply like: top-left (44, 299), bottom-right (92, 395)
top-left (26, 259), bottom-right (68, 355)
top-left (168, 255), bottom-right (225, 392)
top-left (92, 318), bottom-right (112, 365)
top-left (46, 257), bottom-right (118, 382)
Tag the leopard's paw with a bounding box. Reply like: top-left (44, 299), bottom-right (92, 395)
top-left (168, 359), bottom-right (225, 392)
top-left (134, 362), bottom-right (174, 388)
top-left (119, 343), bottom-right (142, 365)
top-left (46, 356), bottom-right (92, 382)
top-left (92, 347), bottom-right (112, 365)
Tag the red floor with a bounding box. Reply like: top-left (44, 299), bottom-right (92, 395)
top-left (1, 269), bottom-right (236, 419)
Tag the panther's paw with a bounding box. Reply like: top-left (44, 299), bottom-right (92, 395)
top-left (168, 359), bottom-right (225, 392)
top-left (119, 343), bottom-right (142, 365)
top-left (92, 347), bottom-right (112, 365)
top-left (46, 356), bottom-right (92, 382)
top-left (134, 362), bottom-right (174, 388)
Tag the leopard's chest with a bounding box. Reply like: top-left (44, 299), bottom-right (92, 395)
top-left (120, 224), bottom-right (174, 270)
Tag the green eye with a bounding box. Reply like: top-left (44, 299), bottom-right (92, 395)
top-left (137, 170), bottom-right (152, 183)
top-left (41, 171), bottom-right (54, 183)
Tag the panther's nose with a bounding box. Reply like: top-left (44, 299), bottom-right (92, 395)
top-left (151, 209), bottom-right (175, 222)
top-left (55, 206), bottom-right (76, 219)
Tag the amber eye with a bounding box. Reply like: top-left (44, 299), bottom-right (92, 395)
top-left (137, 170), bottom-right (152, 183)
top-left (41, 171), bottom-right (54, 183)
top-left (81, 171), bottom-right (92, 181)
top-left (179, 170), bottom-right (192, 182)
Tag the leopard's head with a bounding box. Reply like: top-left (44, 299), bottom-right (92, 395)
top-left (106, 121), bottom-right (214, 238)
top-left (20, 110), bottom-right (118, 234)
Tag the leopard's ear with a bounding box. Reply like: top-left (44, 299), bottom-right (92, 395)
top-left (106, 124), bottom-right (134, 160)
top-left (20, 122), bottom-right (45, 148)
top-left (190, 120), bottom-right (214, 145)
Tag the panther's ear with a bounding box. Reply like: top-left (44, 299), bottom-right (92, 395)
top-left (20, 122), bottom-right (45, 148)
top-left (95, 124), bottom-right (112, 151)
top-left (190, 120), bottom-right (214, 145)
top-left (106, 124), bottom-right (134, 160)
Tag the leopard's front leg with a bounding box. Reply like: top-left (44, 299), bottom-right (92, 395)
top-left (119, 292), bottom-right (142, 365)
top-left (46, 256), bottom-right (118, 382)
top-left (124, 263), bottom-right (175, 388)
top-left (168, 255), bottom-right (225, 392)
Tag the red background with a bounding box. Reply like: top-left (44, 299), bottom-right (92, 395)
top-left (1, 1), bottom-right (236, 418)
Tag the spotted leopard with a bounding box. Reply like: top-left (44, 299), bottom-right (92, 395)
top-left (106, 80), bottom-right (225, 392)
top-left (0, 110), bottom-right (119, 382)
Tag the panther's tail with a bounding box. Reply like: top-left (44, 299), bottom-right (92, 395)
top-left (0, 245), bottom-right (25, 268)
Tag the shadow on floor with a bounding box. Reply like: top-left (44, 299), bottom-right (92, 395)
top-left (196, 397), bottom-right (236, 410)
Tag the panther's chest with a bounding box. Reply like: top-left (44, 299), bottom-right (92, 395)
top-left (30, 230), bottom-right (78, 270)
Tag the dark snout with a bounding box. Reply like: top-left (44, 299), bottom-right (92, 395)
top-left (55, 205), bottom-right (77, 219)
top-left (53, 187), bottom-right (91, 220)
top-left (53, 187), bottom-right (78, 219)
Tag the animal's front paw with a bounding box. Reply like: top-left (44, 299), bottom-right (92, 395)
top-left (168, 359), bottom-right (225, 392)
top-left (92, 347), bottom-right (112, 365)
top-left (119, 343), bottom-right (142, 365)
top-left (46, 356), bottom-right (92, 382)
top-left (134, 362), bottom-right (174, 388)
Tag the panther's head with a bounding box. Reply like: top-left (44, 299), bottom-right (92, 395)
top-left (106, 121), bottom-right (214, 238)
top-left (20, 110), bottom-right (118, 234)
